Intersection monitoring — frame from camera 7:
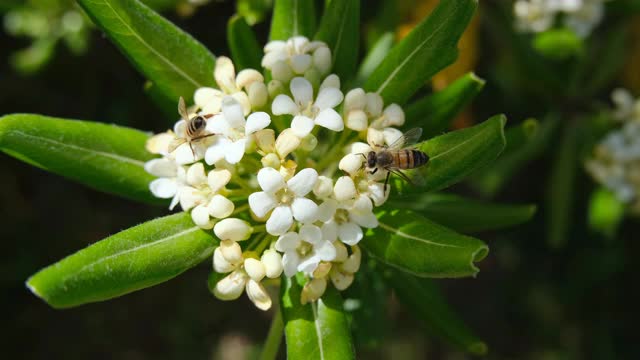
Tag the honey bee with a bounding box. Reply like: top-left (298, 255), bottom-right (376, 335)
top-left (168, 96), bottom-right (216, 156)
top-left (364, 128), bottom-right (429, 194)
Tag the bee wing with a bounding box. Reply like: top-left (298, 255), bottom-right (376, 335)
top-left (387, 128), bottom-right (423, 150)
top-left (177, 96), bottom-right (190, 121)
top-left (389, 167), bottom-right (426, 187)
top-left (168, 137), bottom-right (186, 153)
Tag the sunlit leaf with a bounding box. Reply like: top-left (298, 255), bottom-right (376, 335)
top-left (315, 0), bottom-right (359, 83)
top-left (388, 268), bottom-right (488, 355)
top-left (228, 14), bottom-right (262, 71)
top-left (588, 187), bottom-right (625, 238)
top-left (364, 209), bottom-right (489, 278)
top-left (269, 0), bottom-right (316, 40)
top-left (405, 72), bottom-right (485, 137)
top-left (27, 213), bottom-right (216, 308)
top-left (389, 193), bottom-right (536, 233)
top-left (0, 114), bottom-right (162, 204)
top-left (77, 0), bottom-right (216, 106)
top-left (353, 32), bottom-right (394, 87)
top-left (364, 0), bottom-right (477, 104)
top-left (281, 275), bottom-right (355, 359)
top-left (533, 28), bottom-right (583, 60)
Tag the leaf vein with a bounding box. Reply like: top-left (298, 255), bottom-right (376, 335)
top-left (378, 222), bottom-right (462, 248)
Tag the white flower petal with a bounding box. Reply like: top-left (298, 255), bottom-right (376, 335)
top-left (316, 199), bottom-right (338, 223)
top-left (313, 176), bottom-right (334, 198)
top-left (261, 249), bottom-right (284, 278)
top-left (339, 153), bottom-right (364, 174)
top-left (214, 218), bottom-right (253, 241)
top-left (244, 258), bottom-right (266, 282)
top-left (350, 142), bottom-right (373, 154)
top-left (219, 239), bottom-right (243, 264)
top-left (173, 119), bottom-right (187, 136)
top-left (314, 108), bottom-right (344, 132)
top-left (204, 136), bottom-right (232, 165)
top-left (275, 128), bottom-right (302, 157)
top-left (313, 46), bottom-right (332, 74)
top-left (290, 54), bottom-right (312, 74)
top-left (365, 92), bottom-right (384, 117)
top-left (383, 127), bottom-right (403, 146)
top-left (315, 240), bottom-right (337, 261)
top-left (314, 87), bottom-right (343, 110)
top-left (282, 252), bottom-right (300, 278)
top-left (291, 115), bottom-right (315, 137)
top-left (213, 247), bottom-right (235, 273)
top-left (291, 197), bottom-right (319, 223)
top-left (245, 112), bottom-right (271, 135)
top-left (145, 158), bottom-right (177, 177)
top-left (266, 205), bottom-right (294, 235)
top-left (235, 69), bottom-right (264, 89)
top-left (321, 221), bottom-right (338, 242)
top-left (344, 88), bottom-right (366, 112)
top-left (346, 110), bottom-right (368, 131)
top-left (205, 114), bottom-right (230, 134)
top-left (214, 57), bottom-right (237, 92)
top-left (338, 222), bottom-right (363, 245)
top-left (149, 178), bottom-right (177, 198)
top-left (330, 271), bottom-right (354, 291)
top-left (225, 139), bottom-right (247, 164)
top-left (191, 204), bottom-right (213, 229)
top-left (208, 194), bottom-right (234, 218)
top-left (320, 74), bottom-right (340, 90)
top-left (297, 254), bottom-right (322, 275)
top-left (248, 191), bottom-right (278, 218)
top-left (246, 279), bottom-right (272, 311)
top-left (271, 60), bottom-right (294, 82)
top-left (299, 224), bottom-right (322, 245)
top-left (186, 162), bottom-right (207, 186)
top-left (287, 168), bottom-right (318, 196)
top-left (213, 270), bottom-right (247, 301)
top-left (383, 104), bottom-right (405, 126)
top-left (173, 143), bottom-right (198, 165)
top-left (290, 77), bottom-right (313, 105)
top-left (257, 166), bottom-right (286, 193)
top-left (272, 94), bottom-right (298, 115)
top-left (194, 87), bottom-right (219, 107)
top-left (221, 97), bottom-right (246, 128)
top-left (207, 168), bottom-right (232, 193)
top-left (350, 210), bottom-right (379, 228)
top-left (275, 232), bottom-right (301, 252)
top-left (334, 176), bottom-right (357, 202)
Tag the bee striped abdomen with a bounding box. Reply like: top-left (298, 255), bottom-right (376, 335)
top-left (392, 149), bottom-right (429, 169)
top-left (412, 149), bottom-right (429, 168)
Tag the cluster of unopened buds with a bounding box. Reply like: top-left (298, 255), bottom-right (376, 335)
top-left (513, 0), bottom-right (608, 37)
top-left (586, 88), bottom-right (640, 213)
top-left (144, 36), bottom-right (407, 310)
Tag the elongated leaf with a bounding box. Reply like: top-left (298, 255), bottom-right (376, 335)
top-left (405, 72), bottom-right (485, 137)
top-left (315, 0), bottom-right (359, 82)
top-left (389, 193), bottom-right (536, 233)
top-left (363, 209), bottom-right (488, 278)
top-left (387, 269), bottom-right (488, 355)
top-left (228, 14), bottom-right (262, 71)
top-left (364, 0), bottom-right (477, 104)
top-left (472, 115), bottom-right (557, 198)
top-left (418, 114), bottom-right (507, 193)
top-left (503, 118), bottom-right (539, 154)
top-left (547, 124), bottom-right (580, 248)
top-left (27, 213), bottom-right (216, 308)
top-left (281, 275), bottom-right (355, 359)
top-left (0, 114), bottom-right (162, 204)
top-left (77, 0), bottom-right (215, 105)
top-left (269, 0), bottom-right (316, 40)
top-left (354, 32), bottom-right (394, 87)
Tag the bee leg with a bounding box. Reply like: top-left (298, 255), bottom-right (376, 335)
top-left (189, 142), bottom-right (196, 158)
top-left (370, 168), bottom-right (378, 175)
top-left (383, 170), bottom-right (391, 196)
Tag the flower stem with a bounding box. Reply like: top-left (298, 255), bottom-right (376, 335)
top-left (259, 307), bottom-right (283, 360)
top-left (316, 129), bottom-right (354, 170)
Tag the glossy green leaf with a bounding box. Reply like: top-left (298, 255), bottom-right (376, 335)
top-left (315, 0), bottom-right (359, 82)
top-left (363, 209), bottom-right (489, 278)
top-left (405, 72), bottom-right (485, 137)
top-left (472, 116), bottom-right (558, 198)
top-left (269, 0), bottom-right (316, 40)
top-left (77, 0), bottom-right (215, 105)
top-left (547, 124), bottom-right (580, 249)
top-left (387, 269), bottom-right (488, 355)
top-left (364, 0), bottom-right (477, 104)
top-left (0, 114), bottom-right (162, 204)
top-left (533, 28), bottom-right (583, 60)
top-left (27, 213), bottom-right (216, 308)
top-left (588, 187), bottom-right (625, 239)
top-left (227, 14), bottom-right (262, 71)
top-left (281, 275), bottom-right (355, 359)
top-left (354, 32), bottom-right (394, 87)
top-left (389, 193), bottom-right (536, 233)
top-left (419, 114), bottom-right (507, 193)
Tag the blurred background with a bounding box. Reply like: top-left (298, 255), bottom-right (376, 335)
top-left (1, 0), bottom-right (638, 359)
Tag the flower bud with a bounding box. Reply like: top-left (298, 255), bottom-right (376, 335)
top-left (291, 54), bottom-right (312, 74)
top-left (313, 262), bottom-right (332, 278)
top-left (194, 87), bottom-right (218, 108)
top-left (219, 239), bottom-right (243, 265)
top-left (235, 69), bottom-right (264, 89)
top-left (214, 57), bottom-right (237, 93)
top-left (330, 269), bottom-right (354, 291)
top-left (261, 249), bottom-right (284, 278)
top-left (268, 79), bottom-right (285, 98)
top-left (320, 74), bottom-right (340, 90)
top-left (350, 142), bottom-right (372, 154)
top-left (344, 88), bottom-right (366, 112)
top-left (365, 92), bottom-right (383, 118)
top-left (179, 186), bottom-right (203, 211)
top-left (383, 103), bottom-right (405, 127)
top-left (313, 176), bottom-right (334, 198)
top-left (255, 129), bottom-right (276, 153)
top-left (186, 162), bottom-right (207, 185)
top-left (300, 133), bottom-right (318, 152)
top-left (334, 176), bottom-right (357, 202)
top-left (313, 47), bottom-right (332, 75)
top-left (339, 153), bottom-right (364, 174)
top-left (248, 81), bottom-right (268, 109)
top-left (214, 218), bottom-right (253, 241)
top-left (191, 204), bottom-right (213, 229)
top-left (341, 246), bottom-right (361, 273)
top-left (145, 132), bottom-right (175, 155)
top-left (208, 169), bottom-right (232, 193)
top-left (213, 270), bottom-right (248, 300)
top-left (244, 258), bottom-right (266, 282)
top-left (213, 247), bottom-right (235, 273)
top-left (261, 153), bottom-right (281, 169)
top-left (246, 279), bottom-right (272, 311)
top-left (276, 129), bottom-right (301, 157)
top-left (272, 60), bottom-right (293, 82)
top-left (208, 194), bottom-right (234, 219)
top-left (367, 128), bottom-right (385, 147)
top-left (333, 241), bottom-right (349, 262)
top-left (303, 68), bottom-right (321, 89)
top-left (346, 110), bottom-right (368, 131)
top-left (300, 278), bottom-right (327, 305)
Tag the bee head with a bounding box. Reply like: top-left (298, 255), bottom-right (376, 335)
top-left (366, 151), bottom-right (377, 168)
top-left (192, 116), bottom-right (206, 129)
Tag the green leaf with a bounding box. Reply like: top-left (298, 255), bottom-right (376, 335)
top-left (77, 0), bottom-right (215, 105)
top-left (27, 213), bottom-right (216, 308)
top-left (533, 28), bottom-right (584, 60)
top-left (281, 275), bottom-right (355, 359)
top-left (269, 0), bottom-right (316, 40)
top-left (419, 114), bottom-right (507, 193)
top-left (503, 118), bottom-right (539, 154)
top-left (227, 14), bottom-right (262, 71)
top-left (387, 269), bottom-right (488, 355)
top-left (405, 72), bottom-right (485, 137)
top-left (314, 0), bottom-right (359, 82)
top-left (588, 187), bottom-right (625, 239)
top-left (144, 80), bottom-right (179, 122)
top-left (354, 32), bottom-right (394, 87)
top-left (363, 209), bottom-right (489, 278)
top-left (364, 0), bottom-right (477, 104)
top-left (237, 0), bottom-right (273, 25)
top-left (547, 124), bottom-right (581, 249)
top-left (389, 193), bottom-right (536, 233)
top-left (0, 114), bottom-right (162, 204)
top-left (472, 116), bottom-right (558, 198)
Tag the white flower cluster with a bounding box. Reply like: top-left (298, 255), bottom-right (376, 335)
top-left (144, 36), bottom-right (408, 310)
top-left (586, 89), bottom-right (640, 212)
top-left (513, 0), bottom-right (608, 37)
